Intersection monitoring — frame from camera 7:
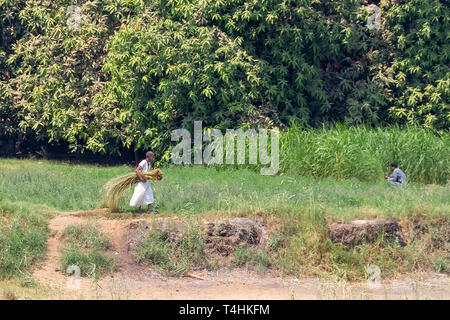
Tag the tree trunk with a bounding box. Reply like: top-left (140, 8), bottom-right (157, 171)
top-left (134, 149), bottom-right (139, 166)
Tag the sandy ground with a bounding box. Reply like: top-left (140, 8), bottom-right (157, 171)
top-left (9, 210), bottom-right (448, 300)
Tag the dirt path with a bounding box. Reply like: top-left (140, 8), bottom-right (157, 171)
top-left (29, 210), bottom-right (450, 300)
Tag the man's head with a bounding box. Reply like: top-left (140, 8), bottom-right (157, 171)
top-left (389, 162), bottom-right (398, 171)
top-left (146, 151), bottom-right (154, 161)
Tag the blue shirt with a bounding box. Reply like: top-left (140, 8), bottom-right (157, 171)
top-left (388, 168), bottom-right (407, 185)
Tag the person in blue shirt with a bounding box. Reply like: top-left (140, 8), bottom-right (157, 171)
top-left (385, 163), bottom-right (407, 185)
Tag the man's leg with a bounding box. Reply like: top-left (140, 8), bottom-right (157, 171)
top-left (138, 206), bottom-right (142, 214)
top-left (147, 204), bottom-right (151, 214)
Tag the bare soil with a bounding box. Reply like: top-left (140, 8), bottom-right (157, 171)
top-left (27, 210), bottom-right (450, 300)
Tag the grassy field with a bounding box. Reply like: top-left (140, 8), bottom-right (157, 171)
top-left (0, 157), bottom-right (449, 281)
top-left (1, 158), bottom-right (448, 217)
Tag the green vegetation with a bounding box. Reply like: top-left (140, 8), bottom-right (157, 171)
top-left (432, 255), bottom-right (450, 273)
top-left (1, 158), bottom-right (449, 218)
top-left (280, 125), bottom-right (449, 184)
top-left (62, 224), bottom-right (110, 250)
top-left (60, 224), bottom-right (116, 278)
top-left (382, 0), bottom-right (449, 130)
top-left (270, 213), bottom-right (449, 280)
top-left (0, 159), bottom-right (130, 211)
top-left (233, 247), bottom-right (271, 274)
top-left (1, 0), bottom-right (448, 157)
top-left (1, 158), bottom-right (448, 281)
top-left (0, 0), bottom-right (448, 285)
top-left (132, 221), bottom-right (208, 276)
top-left (0, 203), bottom-right (49, 280)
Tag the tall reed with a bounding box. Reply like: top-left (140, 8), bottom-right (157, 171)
top-left (280, 124), bottom-right (449, 184)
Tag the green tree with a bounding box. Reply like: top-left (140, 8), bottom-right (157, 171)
top-left (381, 0), bottom-right (449, 130)
top-left (1, 0), bottom-right (448, 158)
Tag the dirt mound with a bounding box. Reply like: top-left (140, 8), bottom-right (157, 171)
top-left (126, 219), bottom-right (186, 252)
top-left (408, 216), bottom-right (450, 244)
top-left (125, 218), bottom-right (269, 257)
top-left (329, 219), bottom-right (405, 247)
top-left (205, 218), bottom-right (268, 256)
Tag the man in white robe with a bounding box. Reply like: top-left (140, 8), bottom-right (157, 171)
top-left (129, 151), bottom-right (155, 214)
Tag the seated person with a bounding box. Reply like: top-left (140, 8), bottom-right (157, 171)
top-left (385, 163), bottom-right (407, 185)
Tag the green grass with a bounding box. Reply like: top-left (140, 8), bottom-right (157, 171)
top-left (0, 204), bottom-right (49, 280)
top-left (0, 159), bottom-right (130, 211)
top-left (60, 224), bottom-right (116, 278)
top-left (1, 158), bottom-right (448, 219)
top-left (432, 255), bottom-right (450, 273)
top-left (280, 125), bottom-right (449, 185)
top-left (233, 247), bottom-right (271, 274)
top-left (62, 224), bottom-right (110, 251)
top-left (0, 144), bottom-right (449, 281)
top-left (271, 212), bottom-right (450, 280)
top-left (132, 221), bottom-right (208, 276)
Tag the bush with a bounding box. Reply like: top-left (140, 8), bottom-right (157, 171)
top-left (1, 1), bottom-right (447, 157)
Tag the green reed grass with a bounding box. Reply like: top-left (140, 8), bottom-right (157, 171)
top-left (280, 124), bottom-right (449, 184)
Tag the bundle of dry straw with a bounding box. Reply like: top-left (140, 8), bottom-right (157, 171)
top-left (102, 169), bottom-right (163, 211)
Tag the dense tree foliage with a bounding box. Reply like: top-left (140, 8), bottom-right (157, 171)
top-left (381, 0), bottom-right (449, 129)
top-left (0, 0), bottom-right (448, 156)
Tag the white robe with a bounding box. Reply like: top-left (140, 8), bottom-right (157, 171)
top-left (129, 159), bottom-right (154, 206)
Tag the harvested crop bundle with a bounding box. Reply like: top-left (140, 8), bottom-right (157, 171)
top-left (103, 169), bottom-right (163, 211)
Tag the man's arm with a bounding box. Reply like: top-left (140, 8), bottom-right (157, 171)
top-left (388, 170), bottom-right (400, 183)
top-left (136, 165), bottom-right (145, 182)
